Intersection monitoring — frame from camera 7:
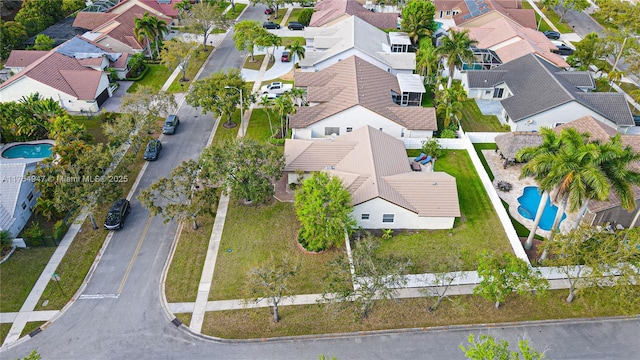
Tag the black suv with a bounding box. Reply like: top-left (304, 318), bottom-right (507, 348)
top-left (263, 21), bottom-right (280, 29)
top-left (144, 139), bottom-right (162, 161)
top-left (162, 114), bottom-right (180, 135)
top-left (104, 199), bottom-right (131, 230)
top-left (288, 22), bottom-right (305, 30)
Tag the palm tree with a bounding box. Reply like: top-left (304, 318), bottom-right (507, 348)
top-left (435, 82), bottom-right (465, 128)
top-left (607, 69), bottom-right (624, 92)
top-left (148, 14), bottom-right (169, 58)
top-left (273, 95), bottom-right (295, 137)
top-left (258, 95), bottom-right (275, 137)
top-left (516, 128), bottom-right (564, 250)
top-left (134, 13), bottom-right (157, 58)
top-left (438, 29), bottom-right (477, 88)
top-left (288, 87), bottom-right (307, 106)
top-left (400, 8), bottom-right (434, 46)
top-left (285, 40), bottom-right (305, 66)
top-left (416, 40), bottom-right (439, 86)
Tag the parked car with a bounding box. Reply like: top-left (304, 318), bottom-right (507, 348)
top-left (288, 21), bottom-right (305, 30)
top-left (263, 21), bottom-right (280, 29)
top-left (144, 139), bottom-right (162, 161)
top-left (265, 8), bottom-right (274, 14)
top-left (104, 199), bottom-right (131, 230)
top-left (552, 44), bottom-right (574, 56)
top-left (162, 114), bottom-right (180, 135)
top-left (543, 30), bottom-right (561, 40)
top-left (300, 1), bottom-right (315, 7)
top-left (281, 51), bottom-right (291, 62)
top-left (260, 81), bottom-right (293, 95)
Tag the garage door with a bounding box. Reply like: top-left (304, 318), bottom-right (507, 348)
top-left (96, 88), bottom-right (110, 106)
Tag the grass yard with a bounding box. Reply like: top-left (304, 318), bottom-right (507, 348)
top-left (280, 37), bottom-right (306, 47)
top-left (521, 3), bottom-right (572, 33)
top-left (286, 8), bottom-right (303, 23)
top-left (20, 321), bottom-right (45, 338)
top-left (460, 100), bottom-right (507, 132)
top-left (71, 115), bottom-right (110, 145)
top-left (0, 323), bottom-right (11, 344)
top-left (127, 64), bottom-right (171, 93)
top-left (619, 82), bottom-right (639, 96)
top-left (269, 9), bottom-right (288, 23)
top-left (244, 54), bottom-right (265, 71)
top-left (166, 47), bottom-right (212, 93)
top-left (165, 214), bottom-right (215, 303)
top-left (208, 199), bottom-right (345, 300)
top-left (0, 247), bottom-right (56, 312)
top-left (226, 3), bottom-right (247, 19)
top-left (246, 108), bottom-right (278, 143)
top-left (211, 109), bottom-right (241, 145)
top-left (202, 287), bottom-right (637, 339)
top-left (376, 150), bottom-right (511, 272)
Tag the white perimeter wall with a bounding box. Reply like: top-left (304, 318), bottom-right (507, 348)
top-left (353, 197), bottom-right (455, 229)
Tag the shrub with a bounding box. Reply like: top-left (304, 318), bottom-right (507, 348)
top-left (421, 138), bottom-right (443, 159)
top-left (440, 128), bottom-right (457, 138)
top-left (24, 221), bottom-right (45, 245)
top-left (53, 220), bottom-right (69, 241)
top-left (298, 8), bottom-right (314, 26)
top-left (496, 181), bottom-right (513, 192)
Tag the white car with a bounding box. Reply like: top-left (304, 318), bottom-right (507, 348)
top-left (260, 82), bottom-right (293, 95)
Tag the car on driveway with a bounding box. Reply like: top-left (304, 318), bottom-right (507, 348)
top-left (162, 114), bottom-right (180, 135)
top-left (265, 8), bottom-right (274, 14)
top-left (104, 199), bottom-right (131, 230)
top-left (260, 81), bottom-right (293, 95)
top-left (552, 44), bottom-right (574, 56)
top-left (288, 22), bottom-right (305, 30)
top-left (281, 51), bottom-right (290, 62)
top-left (263, 21), bottom-right (280, 29)
top-left (543, 30), bottom-right (561, 40)
top-left (144, 139), bottom-right (162, 161)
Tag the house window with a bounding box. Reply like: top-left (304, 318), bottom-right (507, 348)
top-left (382, 214), bottom-right (395, 223)
top-left (324, 127), bottom-right (340, 136)
top-left (446, 10), bottom-right (451, 16)
top-left (361, 214), bottom-right (370, 220)
top-left (401, 129), bottom-right (405, 137)
top-left (493, 88), bottom-right (504, 98)
top-left (379, 128), bottom-right (383, 131)
top-left (27, 192), bottom-right (34, 201)
top-left (346, 127), bottom-right (353, 132)
top-left (485, 90), bottom-right (492, 95)
top-left (21, 202), bottom-right (27, 210)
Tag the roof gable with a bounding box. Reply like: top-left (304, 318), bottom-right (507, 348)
top-left (310, 0), bottom-right (398, 29)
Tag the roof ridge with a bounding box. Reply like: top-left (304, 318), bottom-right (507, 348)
top-left (530, 54), bottom-right (575, 99)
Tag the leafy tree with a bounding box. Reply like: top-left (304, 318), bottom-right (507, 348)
top-left (182, 2), bottom-right (231, 50)
top-left (298, 8), bottom-right (314, 26)
top-left (567, 32), bottom-right (609, 71)
top-left (20, 350), bottom-right (41, 360)
top-left (233, 20), bottom-right (268, 62)
top-left (0, 93), bottom-right (66, 142)
top-left (160, 38), bottom-right (198, 82)
top-left (538, 0), bottom-right (559, 11)
top-left (473, 251), bottom-right (548, 309)
top-left (173, 0), bottom-right (191, 22)
top-left (595, 0), bottom-right (640, 75)
top-left (200, 138), bottom-right (285, 204)
top-left (127, 53), bottom-right (146, 77)
top-left (138, 159), bottom-right (218, 230)
top-left (120, 85), bottom-right (177, 137)
top-left (186, 68), bottom-right (248, 128)
top-left (0, 20), bottom-right (28, 60)
top-left (33, 34), bottom-right (55, 50)
top-left (0, 230), bottom-right (14, 249)
top-left (421, 138), bottom-right (443, 160)
top-left (415, 39), bottom-right (439, 86)
top-left (244, 254), bottom-right (299, 323)
top-left (460, 334), bottom-right (545, 360)
top-left (515, 128), bottom-right (563, 250)
top-left (400, 0), bottom-right (437, 45)
top-left (606, 69), bottom-right (624, 91)
top-left (438, 29), bottom-right (477, 88)
top-left (294, 172), bottom-right (357, 252)
top-left (15, 0), bottom-right (64, 36)
top-left (255, 30), bottom-right (281, 63)
top-left (557, 0), bottom-right (589, 23)
top-left (285, 40), bottom-right (305, 65)
top-left (322, 235), bottom-right (411, 320)
top-left (420, 255), bottom-right (466, 312)
top-left (62, 0), bottom-right (86, 16)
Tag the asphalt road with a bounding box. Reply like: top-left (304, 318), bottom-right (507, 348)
top-left (2, 4), bottom-right (640, 360)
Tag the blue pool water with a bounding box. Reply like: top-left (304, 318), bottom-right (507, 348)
top-left (435, 21), bottom-right (443, 29)
top-left (1, 143), bottom-right (53, 159)
top-left (517, 186), bottom-right (566, 231)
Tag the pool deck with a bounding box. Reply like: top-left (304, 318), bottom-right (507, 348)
top-left (0, 140), bottom-right (56, 164)
top-left (482, 149), bottom-right (578, 238)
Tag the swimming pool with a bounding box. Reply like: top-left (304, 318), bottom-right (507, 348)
top-left (1, 143), bottom-right (53, 159)
top-left (517, 186), bottom-right (566, 231)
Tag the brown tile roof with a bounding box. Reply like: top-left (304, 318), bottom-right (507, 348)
top-left (458, 17), bottom-right (569, 67)
top-left (5, 50), bottom-right (50, 68)
top-left (73, 12), bottom-right (118, 30)
top-left (434, 0), bottom-right (467, 11)
top-left (284, 126), bottom-right (460, 217)
top-left (453, 0), bottom-right (536, 29)
top-left (291, 56), bottom-right (436, 131)
top-left (138, 0), bottom-right (180, 18)
top-left (310, 0), bottom-right (398, 29)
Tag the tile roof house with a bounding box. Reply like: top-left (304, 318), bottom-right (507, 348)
top-left (284, 126), bottom-right (461, 229)
top-left (291, 56), bottom-right (436, 140)
top-left (73, 3), bottom-right (171, 57)
top-left (452, 0), bottom-right (536, 29)
top-left (310, 0), bottom-right (399, 29)
top-left (301, 15), bottom-right (416, 75)
top-left (0, 36), bottom-right (127, 112)
top-left (456, 17), bottom-right (569, 68)
top-left (463, 53), bottom-right (635, 131)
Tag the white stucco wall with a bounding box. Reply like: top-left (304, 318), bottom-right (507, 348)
top-left (353, 197), bottom-right (455, 229)
top-left (509, 101), bottom-right (620, 132)
top-left (294, 105), bottom-right (431, 139)
top-left (6, 164), bottom-right (39, 237)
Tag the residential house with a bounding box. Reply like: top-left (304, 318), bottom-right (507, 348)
top-left (463, 53), bottom-right (635, 131)
top-left (301, 16), bottom-right (416, 75)
top-left (284, 126), bottom-right (461, 229)
top-left (73, 3), bottom-right (171, 57)
top-left (434, 0), bottom-right (464, 20)
top-left (456, 17), bottom-right (569, 69)
top-left (0, 36), bottom-right (128, 112)
top-left (310, 0), bottom-right (399, 29)
top-left (452, 0), bottom-right (536, 29)
top-left (291, 56), bottom-right (436, 141)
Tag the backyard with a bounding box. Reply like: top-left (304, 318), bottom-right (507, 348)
top-left (459, 100), bottom-right (507, 132)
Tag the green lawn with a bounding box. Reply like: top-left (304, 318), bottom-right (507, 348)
top-left (225, 3), bottom-right (247, 19)
top-left (243, 54), bottom-right (265, 71)
top-left (127, 64), bottom-right (171, 93)
top-left (286, 8), bottom-right (304, 23)
top-left (166, 47), bottom-right (212, 93)
top-left (0, 323), bottom-right (11, 345)
top-left (376, 150), bottom-right (511, 272)
top-left (211, 109), bottom-right (241, 145)
top-left (71, 115), bottom-right (110, 145)
top-left (0, 247), bottom-right (56, 312)
top-left (246, 108), bottom-right (277, 143)
top-left (20, 321), bottom-right (45, 338)
top-left (269, 9), bottom-right (288, 24)
top-left (280, 37), bottom-right (306, 47)
top-left (202, 287), bottom-right (636, 339)
top-left (521, 3), bottom-right (573, 33)
top-left (460, 100), bottom-right (507, 132)
top-left (208, 199), bottom-right (345, 300)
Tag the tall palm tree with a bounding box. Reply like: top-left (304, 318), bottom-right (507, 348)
top-left (516, 128), bottom-right (564, 250)
top-left (400, 9), bottom-right (434, 46)
top-left (438, 29), bottom-right (477, 88)
top-left (607, 69), bottom-right (624, 92)
top-left (148, 14), bottom-right (169, 58)
top-left (134, 13), bottom-right (157, 58)
top-left (435, 81), bottom-right (465, 128)
top-left (416, 40), bottom-right (439, 86)
top-left (259, 95), bottom-right (275, 137)
top-left (288, 87), bottom-right (307, 106)
top-left (273, 95), bottom-right (295, 137)
top-left (285, 40), bottom-right (305, 66)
